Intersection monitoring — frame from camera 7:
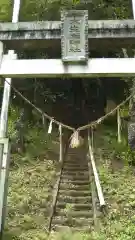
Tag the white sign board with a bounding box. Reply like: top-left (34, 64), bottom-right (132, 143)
top-left (61, 10), bottom-right (88, 62)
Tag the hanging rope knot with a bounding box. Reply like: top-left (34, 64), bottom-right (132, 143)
top-left (97, 119), bottom-right (102, 124)
top-left (69, 131), bottom-right (84, 148)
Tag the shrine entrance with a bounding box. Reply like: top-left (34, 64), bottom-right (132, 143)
top-left (0, 0), bottom-right (135, 236)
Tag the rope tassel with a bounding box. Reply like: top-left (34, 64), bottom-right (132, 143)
top-left (70, 131), bottom-right (84, 148)
top-left (48, 119), bottom-right (53, 134)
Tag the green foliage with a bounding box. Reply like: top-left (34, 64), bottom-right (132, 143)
top-left (3, 107), bottom-right (59, 239)
top-left (120, 147), bottom-right (135, 165)
top-left (94, 126), bottom-right (135, 240)
top-left (0, 0), bottom-right (12, 22)
top-left (49, 230), bottom-right (106, 240)
top-left (8, 106), bottom-right (20, 139)
top-left (4, 109), bottom-right (135, 239)
top-left (0, 0), bottom-right (132, 22)
top-left (106, 130), bottom-right (135, 166)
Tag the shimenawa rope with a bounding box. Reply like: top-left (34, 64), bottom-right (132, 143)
top-left (4, 78), bottom-right (133, 148)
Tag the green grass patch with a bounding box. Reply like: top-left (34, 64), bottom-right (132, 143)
top-left (4, 114), bottom-right (59, 239)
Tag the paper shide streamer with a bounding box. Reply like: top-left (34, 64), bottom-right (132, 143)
top-left (48, 119), bottom-right (53, 134)
top-left (70, 131), bottom-right (84, 148)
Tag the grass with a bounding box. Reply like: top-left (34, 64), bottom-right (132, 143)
top-left (3, 110), bottom-right (60, 239)
top-left (94, 125), bottom-right (135, 240)
top-left (2, 109), bottom-right (135, 239)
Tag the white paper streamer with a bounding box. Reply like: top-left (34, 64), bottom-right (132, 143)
top-left (59, 124), bottom-right (62, 132)
top-left (42, 114), bottom-right (45, 125)
top-left (48, 119), bottom-right (53, 134)
top-left (70, 131), bottom-right (84, 148)
top-left (97, 119), bottom-right (102, 124)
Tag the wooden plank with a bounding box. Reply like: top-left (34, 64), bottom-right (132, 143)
top-left (1, 57), bottom-right (135, 78)
top-left (1, 20), bottom-right (135, 50)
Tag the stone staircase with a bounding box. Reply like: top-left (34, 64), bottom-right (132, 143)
top-left (51, 147), bottom-right (94, 232)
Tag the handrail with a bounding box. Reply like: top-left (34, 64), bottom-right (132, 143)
top-left (87, 151), bottom-right (98, 228)
top-left (87, 130), bottom-right (105, 208)
top-left (59, 125), bottom-right (63, 163)
top-left (48, 133), bottom-right (68, 232)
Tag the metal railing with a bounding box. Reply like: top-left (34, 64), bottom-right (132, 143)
top-left (48, 127), bottom-right (68, 232)
top-left (87, 130), bottom-right (105, 209)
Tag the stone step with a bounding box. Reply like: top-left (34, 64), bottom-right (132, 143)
top-left (66, 151), bottom-right (86, 155)
top-left (63, 166), bottom-right (88, 171)
top-left (61, 175), bottom-right (89, 181)
top-left (64, 159), bottom-right (87, 164)
top-left (60, 183), bottom-right (90, 191)
top-left (56, 202), bottom-right (92, 210)
top-left (51, 224), bottom-right (92, 232)
top-left (57, 195), bottom-right (91, 204)
top-left (59, 189), bottom-right (91, 197)
top-left (52, 216), bottom-right (93, 227)
top-left (66, 155), bottom-right (85, 158)
top-left (55, 209), bottom-right (93, 218)
top-left (63, 161), bottom-right (87, 166)
top-left (62, 171), bottom-right (89, 176)
top-left (63, 165), bottom-right (88, 170)
top-left (60, 179), bottom-right (90, 185)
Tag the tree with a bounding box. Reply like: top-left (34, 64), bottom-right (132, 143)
top-left (0, 0), bottom-right (132, 22)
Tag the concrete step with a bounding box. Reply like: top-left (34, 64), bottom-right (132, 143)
top-left (62, 171), bottom-right (89, 176)
top-left (56, 202), bottom-right (92, 210)
top-left (60, 183), bottom-right (90, 191)
top-left (60, 179), bottom-right (90, 185)
top-left (63, 166), bottom-right (88, 171)
top-left (59, 189), bottom-right (91, 197)
top-left (64, 158), bottom-right (87, 162)
top-left (51, 224), bottom-right (92, 233)
top-left (63, 163), bottom-right (88, 167)
top-left (55, 210), bottom-right (93, 218)
top-left (52, 216), bottom-right (93, 227)
top-left (61, 175), bottom-right (89, 181)
top-left (57, 195), bottom-right (91, 204)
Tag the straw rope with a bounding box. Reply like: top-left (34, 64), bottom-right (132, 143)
top-left (4, 78), bottom-right (133, 133)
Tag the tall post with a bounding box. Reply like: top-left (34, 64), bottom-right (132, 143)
top-left (132, 0), bottom-right (135, 18)
top-left (0, 0), bottom-right (21, 138)
top-left (117, 108), bottom-right (122, 143)
top-left (0, 0), bottom-right (21, 235)
top-left (127, 0), bottom-right (135, 150)
top-left (59, 125), bottom-right (63, 163)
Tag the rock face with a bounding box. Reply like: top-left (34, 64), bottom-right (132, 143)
top-left (128, 81), bottom-right (135, 150)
